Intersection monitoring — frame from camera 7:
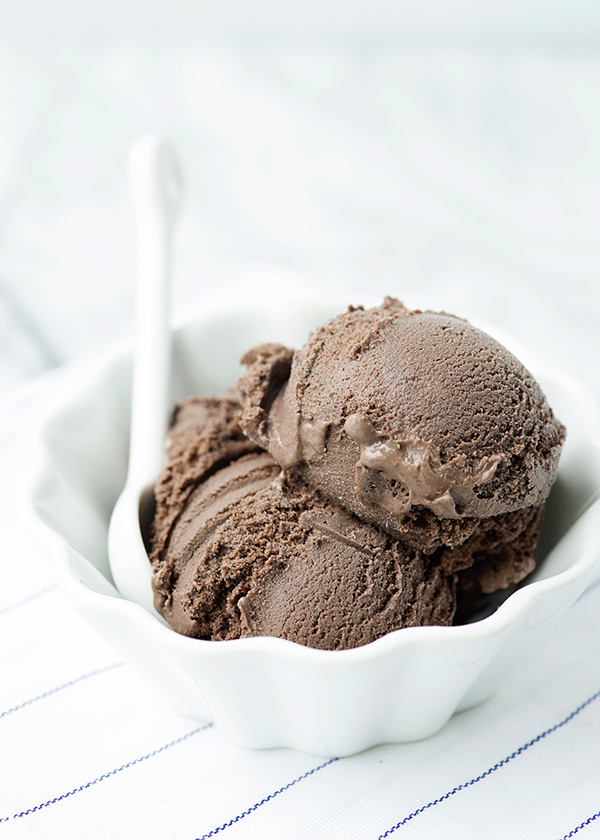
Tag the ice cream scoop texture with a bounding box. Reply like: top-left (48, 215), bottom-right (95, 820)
top-left (150, 298), bottom-right (565, 650)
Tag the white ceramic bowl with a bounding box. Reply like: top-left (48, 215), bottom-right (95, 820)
top-left (24, 298), bottom-right (600, 757)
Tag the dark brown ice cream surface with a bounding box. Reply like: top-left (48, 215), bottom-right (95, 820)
top-left (150, 298), bottom-right (565, 650)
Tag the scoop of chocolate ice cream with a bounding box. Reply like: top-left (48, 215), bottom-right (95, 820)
top-left (237, 297), bottom-right (565, 546)
top-left (152, 452), bottom-right (456, 650)
top-left (151, 393), bottom-right (263, 568)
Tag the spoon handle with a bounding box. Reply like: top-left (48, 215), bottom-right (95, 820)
top-left (127, 136), bottom-right (183, 488)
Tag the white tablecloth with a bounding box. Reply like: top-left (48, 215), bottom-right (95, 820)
top-left (1, 364), bottom-right (600, 839)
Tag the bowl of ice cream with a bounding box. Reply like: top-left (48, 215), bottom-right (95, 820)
top-left (25, 295), bottom-right (600, 757)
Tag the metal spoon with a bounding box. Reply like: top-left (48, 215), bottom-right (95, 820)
top-left (108, 135), bottom-right (183, 612)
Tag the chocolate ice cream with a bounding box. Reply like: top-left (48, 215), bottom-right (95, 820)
top-left (238, 298), bottom-right (564, 529)
top-left (150, 298), bottom-right (566, 650)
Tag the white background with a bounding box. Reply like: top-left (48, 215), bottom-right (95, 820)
top-left (0, 0), bottom-right (599, 402)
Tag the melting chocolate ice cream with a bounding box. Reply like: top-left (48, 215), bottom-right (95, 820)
top-left (150, 299), bottom-right (565, 650)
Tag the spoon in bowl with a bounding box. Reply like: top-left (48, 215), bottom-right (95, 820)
top-left (108, 135), bottom-right (183, 612)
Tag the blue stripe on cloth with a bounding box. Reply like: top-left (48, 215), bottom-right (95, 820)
top-left (0, 662), bottom-right (124, 719)
top-left (195, 757), bottom-right (340, 839)
top-left (0, 723), bottom-right (212, 823)
top-left (0, 583), bottom-right (57, 616)
top-left (559, 811), bottom-right (600, 839)
top-left (376, 685), bottom-right (600, 839)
